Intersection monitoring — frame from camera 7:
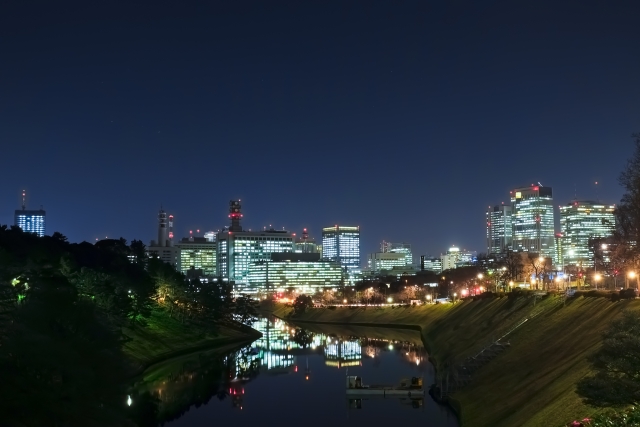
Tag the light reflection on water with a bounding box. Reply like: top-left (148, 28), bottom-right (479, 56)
top-left (133, 317), bottom-right (458, 427)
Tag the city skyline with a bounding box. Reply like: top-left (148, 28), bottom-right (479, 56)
top-left (1, 1), bottom-right (638, 259)
top-left (0, 183), bottom-right (622, 263)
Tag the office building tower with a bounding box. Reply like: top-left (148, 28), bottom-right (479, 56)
top-left (176, 236), bottom-right (217, 277)
top-left (14, 190), bottom-right (45, 237)
top-left (381, 241), bottom-right (413, 266)
top-left (486, 204), bottom-right (512, 254)
top-left (560, 201), bottom-right (615, 268)
top-left (244, 253), bottom-right (343, 295)
top-left (440, 246), bottom-right (476, 271)
top-left (322, 225), bottom-right (360, 276)
top-left (420, 256), bottom-right (443, 274)
top-left (510, 184), bottom-right (556, 261)
top-left (217, 200), bottom-right (294, 284)
top-left (294, 228), bottom-right (321, 253)
top-left (367, 252), bottom-right (407, 273)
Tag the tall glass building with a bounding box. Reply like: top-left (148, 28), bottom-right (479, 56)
top-left (216, 200), bottom-right (294, 285)
top-left (244, 255), bottom-right (343, 295)
top-left (15, 209), bottom-right (46, 237)
top-left (385, 242), bottom-right (413, 266)
top-left (176, 237), bottom-right (217, 276)
top-left (486, 204), bottom-right (512, 254)
top-left (560, 201), bottom-right (615, 268)
top-left (14, 190), bottom-right (45, 237)
top-left (511, 185), bottom-right (556, 261)
top-left (217, 229), bottom-right (294, 284)
top-left (322, 225), bottom-right (360, 276)
top-left (367, 252), bottom-right (407, 273)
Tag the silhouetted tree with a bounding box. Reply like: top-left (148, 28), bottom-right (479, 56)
top-left (293, 294), bottom-right (313, 315)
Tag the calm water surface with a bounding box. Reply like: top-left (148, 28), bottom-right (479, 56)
top-left (133, 317), bottom-right (458, 427)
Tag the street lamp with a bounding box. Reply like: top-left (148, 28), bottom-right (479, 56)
top-left (594, 274), bottom-right (601, 290)
top-left (628, 271), bottom-right (637, 290)
top-left (453, 292), bottom-right (457, 302)
top-left (387, 297), bottom-right (393, 304)
top-left (426, 294), bottom-right (432, 303)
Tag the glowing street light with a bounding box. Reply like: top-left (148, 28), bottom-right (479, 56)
top-left (628, 271), bottom-right (638, 290)
top-left (387, 297), bottom-right (393, 303)
top-left (594, 274), bottom-right (602, 290)
top-left (477, 273), bottom-right (484, 279)
top-left (426, 294), bottom-right (432, 301)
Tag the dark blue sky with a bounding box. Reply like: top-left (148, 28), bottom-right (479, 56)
top-left (1, 1), bottom-right (639, 260)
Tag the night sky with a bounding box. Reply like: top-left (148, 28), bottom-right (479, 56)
top-left (1, 1), bottom-right (639, 261)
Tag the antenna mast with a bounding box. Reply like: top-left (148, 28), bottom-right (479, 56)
top-left (21, 190), bottom-right (26, 210)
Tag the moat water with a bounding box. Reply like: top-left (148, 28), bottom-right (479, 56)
top-left (131, 317), bottom-right (459, 427)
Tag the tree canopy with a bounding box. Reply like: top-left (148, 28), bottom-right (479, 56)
top-left (0, 226), bottom-right (256, 426)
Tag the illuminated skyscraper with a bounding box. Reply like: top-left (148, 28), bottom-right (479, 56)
top-left (440, 246), bottom-right (475, 270)
top-left (486, 204), bottom-right (512, 254)
top-left (420, 256), bottom-right (442, 273)
top-left (367, 252), bottom-right (407, 273)
top-left (322, 225), bottom-right (360, 275)
top-left (245, 253), bottom-right (343, 295)
top-left (217, 200), bottom-right (294, 284)
top-left (511, 185), bottom-right (556, 261)
top-left (294, 228), bottom-right (321, 253)
top-left (382, 241), bottom-right (413, 266)
top-left (176, 237), bottom-right (217, 277)
top-left (560, 201), bottom-right (615, 268)
top-left (14, 190), bottom-right (45, 237)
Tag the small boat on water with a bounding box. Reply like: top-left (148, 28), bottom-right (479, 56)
top-left (345, 375), bottom-right (424, 396)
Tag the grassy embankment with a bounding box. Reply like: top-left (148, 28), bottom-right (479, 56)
top-left (122, 308), bottom-right (261, 373)
top-left (266, 296), bottom-right (639, 427)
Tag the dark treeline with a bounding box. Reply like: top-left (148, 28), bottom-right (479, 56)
top-left (0, 226), bottom-right (257, 427)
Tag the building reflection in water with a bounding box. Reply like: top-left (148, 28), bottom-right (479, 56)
top-left (247, 318), bottom-right (427, 374)
top-left (139, 317), bottom-right (428, 419)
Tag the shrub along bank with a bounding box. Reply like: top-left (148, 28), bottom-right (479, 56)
top-left (266, 295), bottom-right (639, 427)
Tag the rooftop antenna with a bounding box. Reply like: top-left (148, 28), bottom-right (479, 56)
top-left (595, 181), bottom-right (600, 202)
top-left (21, 189), bottom-right (26, 210)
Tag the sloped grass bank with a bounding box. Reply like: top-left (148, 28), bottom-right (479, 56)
top-left (123, 308), bottom-right (261, 373)
top-left (267, 297), bottom-right (640, 427)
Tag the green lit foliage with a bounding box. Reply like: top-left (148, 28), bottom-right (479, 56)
top-left (0, 265), bottom-right (129, 426)
top-left (0, 225), bottom-right (252, 426)
top-left (577, 310), bottom-right (640, 407)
